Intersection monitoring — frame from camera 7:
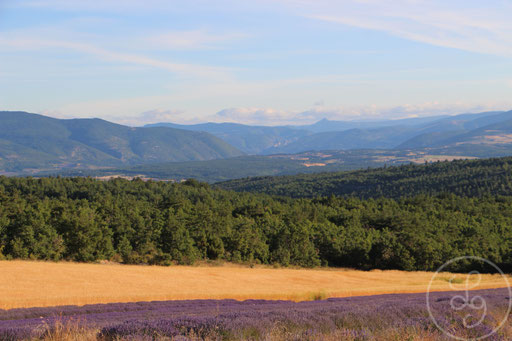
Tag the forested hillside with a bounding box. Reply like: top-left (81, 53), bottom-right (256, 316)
top-left (216, 157), bottom-right (512, 199)
top-left (0, 111), bottom-right (243, 171)
top-left (55, 151), bottom-right (394, 183)
top-left (1, 176), bottom-right (512, 272)
top-left (145, 122), bottom-right (310, 154)
top-left (148, 110), bottom-right (512, 154)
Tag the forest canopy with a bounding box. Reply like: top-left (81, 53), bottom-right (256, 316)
top-left (1, 175), bottom-right (511, 272)
top-left (216, 157), bottom-right (512, 199)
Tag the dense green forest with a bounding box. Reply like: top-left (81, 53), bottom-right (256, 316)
top-left (1, 176), bottom-right (512, 272)
top-left (217, 157), bottom-right (512, 199)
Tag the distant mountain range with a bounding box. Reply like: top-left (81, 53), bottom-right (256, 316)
top-left (0, 111), bottom-right (243, 172)
top-left (3, 109), bottom-right (512, 176)
top-left (144, 122), bottom-right (310, 154)
top-left (147, 110), bottom-right (512, 155)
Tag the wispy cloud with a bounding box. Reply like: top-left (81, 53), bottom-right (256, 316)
top-left (13, 1), bottom-right (512, 56)
top-left (145, 30), bottom-right (248, 50)
top-left (5, 0), bottom-right (512, 125)
top-left (11, 0), bottom-right (265, 13)
top-left (284, 0), bottom-right (512, 57)
top-left (0, 36), bottom-right (232, 79)
top-left (12, 0), bottom-right (181, 12)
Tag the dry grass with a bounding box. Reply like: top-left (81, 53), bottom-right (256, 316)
top-left (0, 260), bottom-right (509, 309)
top-left (39, 319), bottom-right (98, 341)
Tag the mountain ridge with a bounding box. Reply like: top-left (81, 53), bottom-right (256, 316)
top-left (0, 111), bottom-right (244, 172)
top-left (4, 109), bottom-right (512, 175)
top-left (147, 110), bottom-right (512, 154)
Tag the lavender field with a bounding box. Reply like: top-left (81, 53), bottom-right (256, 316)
top-left (0, 288), bottom-right (510, 340)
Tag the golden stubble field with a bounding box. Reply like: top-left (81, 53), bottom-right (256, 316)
top-left (0, 260), bottom-right (509, 309)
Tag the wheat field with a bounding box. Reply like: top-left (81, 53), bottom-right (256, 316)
top-left (0, 260), bottom-right (509, 309)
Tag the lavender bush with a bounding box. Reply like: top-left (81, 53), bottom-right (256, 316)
top-left (0, 288), bottom-right (510, 340)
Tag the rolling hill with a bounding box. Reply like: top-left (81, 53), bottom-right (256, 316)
top-left (50, 149), bottom-right (479, 183)
top-left (0, 111), bottom-right (243, 172)
top-left (145, 122), bottom-right (310, 154)
top-left (215, 156), bottom-right (512, 199)
top-left (263, 126), bottom-right (420, 154)
top-left (50, 151), bottom-right (395, 183)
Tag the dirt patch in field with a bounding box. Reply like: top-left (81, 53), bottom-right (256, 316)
top-left (303, 163), bottom-right (326, 167)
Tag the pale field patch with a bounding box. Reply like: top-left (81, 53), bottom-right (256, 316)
top-left (409, 155), bottom-right (479, 163)
top-left (0, 260), bottom-right (508, 309)
top-left (303, 162), bottom-right (326, 167)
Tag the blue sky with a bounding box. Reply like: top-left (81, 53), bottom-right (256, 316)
top-left (1, 0), bottom-right (512, 126)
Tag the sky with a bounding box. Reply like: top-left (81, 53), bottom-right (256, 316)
top-left (1, 0), bottom-right (512, 126)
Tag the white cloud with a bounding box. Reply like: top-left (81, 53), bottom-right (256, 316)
top-left (0, 36), bottom-right (232, 80)
top-left (121, 109), bottom-right (187, 126)
top-left (200, 102), bottom-right (512, 126)
top-left (40, 101), bottom-right (512, 127)
top-left (213, 107), bottom-right (298, 125)
top-left (10, 0), bottom-right (512, 57)
top-left (283, 0), bottom-right (512, 57)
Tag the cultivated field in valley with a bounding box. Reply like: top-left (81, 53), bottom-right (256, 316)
top-left (1, 260), bottom-right (509, 309)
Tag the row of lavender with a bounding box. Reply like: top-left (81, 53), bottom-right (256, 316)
top-left (1, 288), bottom-right (510, 340)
